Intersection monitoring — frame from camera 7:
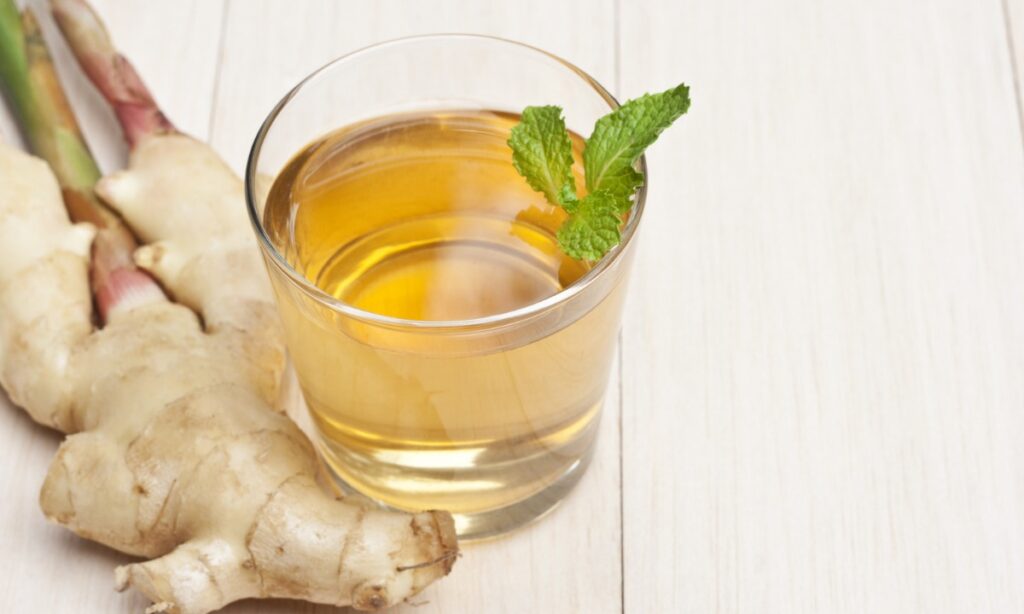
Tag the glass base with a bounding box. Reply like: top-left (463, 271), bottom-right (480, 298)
top-left (321, 445), bottom-right (594, 542)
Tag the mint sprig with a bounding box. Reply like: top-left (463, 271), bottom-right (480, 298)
top-left (508, 83), bottom-right (690, 260)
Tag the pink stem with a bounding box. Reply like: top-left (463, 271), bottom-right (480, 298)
top-left (95, 267), bottom-right (165, 322)
top-left (50, 0), bottom-right (176, 148)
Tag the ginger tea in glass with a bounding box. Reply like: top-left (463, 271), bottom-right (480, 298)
top-left (246, 36), bottom-right (644, 539)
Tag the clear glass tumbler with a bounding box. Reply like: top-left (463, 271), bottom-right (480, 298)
top-left (245, 35), bottom-right (645, 540)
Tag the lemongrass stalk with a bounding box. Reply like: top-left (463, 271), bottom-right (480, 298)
top-left (0, 0), bottom-right (163, 322)
top-left (51, 0), bottom-right (175, 148)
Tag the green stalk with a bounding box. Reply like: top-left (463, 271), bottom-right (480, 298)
top-left (0, 3), bottom-right (99, 197)
top-left (0, 1), bottom-right (38, 136)
top-left (0, 0), bottom-right (162, 322)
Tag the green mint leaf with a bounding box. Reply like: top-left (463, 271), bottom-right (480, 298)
top-left (583, 83), bottom-right (690, 206)
top-left (557, 190), bottom-right (622, 261)
top-left (507, 83), bottom-right (690, 262)
top-left (508, 105), bottom-right (578, 209)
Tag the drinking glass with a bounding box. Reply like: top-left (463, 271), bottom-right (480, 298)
top-left (245, 35), bottom-right (646, 540)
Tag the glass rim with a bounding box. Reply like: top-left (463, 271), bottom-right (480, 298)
top-left (244, 33), bottom-right (647, 330)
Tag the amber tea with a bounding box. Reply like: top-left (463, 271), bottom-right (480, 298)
top-left (262, 110), bottom-right (631, 537)
top-left (266, 111), bottom-right (590, 320)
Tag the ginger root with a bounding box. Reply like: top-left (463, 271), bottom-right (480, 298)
top-left (0, 1), bottom-right (458, 611)
top-left (0, 135), bottom-right (457, 614)
top-left (0, 134), bottom-right (457, 614)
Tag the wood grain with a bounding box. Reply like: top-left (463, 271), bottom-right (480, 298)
top-left (1006, 0), bottom-right (1024, 133)
top-left (3, 0), bottom-right (1024, 612)
top-left (619, 0), bottom-right (1024, 613)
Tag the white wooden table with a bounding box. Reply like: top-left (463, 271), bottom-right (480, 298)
top-left (3, 1), bottom-right (1024, 612)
